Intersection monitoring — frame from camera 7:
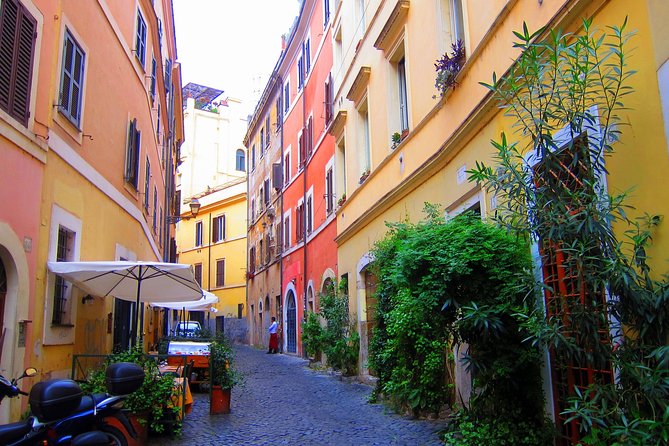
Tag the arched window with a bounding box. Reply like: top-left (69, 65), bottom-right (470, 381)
top-left (236, 149), bottom-right (246, 171)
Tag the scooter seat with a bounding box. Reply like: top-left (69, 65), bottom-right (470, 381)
top-left (0, 418), bottom-right (32, 444)
top-left (76, 393), bottom-right (109, 411)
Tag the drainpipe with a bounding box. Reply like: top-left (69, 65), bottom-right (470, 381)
top-left (301, 65), bottom-right (308, 359)
top-left (278, 74), bottom-right (285, 353)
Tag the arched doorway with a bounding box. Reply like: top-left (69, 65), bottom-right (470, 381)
top-left (285, 291), bottom-right (297, 353)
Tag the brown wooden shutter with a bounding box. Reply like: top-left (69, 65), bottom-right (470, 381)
top-left (272, 162), bottom-right (282, 190)
top-left (0, 0), bottom-right (36, 126)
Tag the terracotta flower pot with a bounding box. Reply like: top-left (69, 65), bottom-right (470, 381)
top-left (210, 385), bottom-right (231, 414)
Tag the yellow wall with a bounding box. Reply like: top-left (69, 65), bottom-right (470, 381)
top-left (334, 0), bottom-right (669, 381)
top-left (176, 191), bottom-right (248, 320)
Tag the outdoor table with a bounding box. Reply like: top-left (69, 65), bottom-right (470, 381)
top-left (169, 377), bottom-right (193, 420)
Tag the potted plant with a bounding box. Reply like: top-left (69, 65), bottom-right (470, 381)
top-left (433, 40), bottom-right (466, 98)
top-left (337, 193), bottom-right (346, 207)
top-left (391, 132), bottom-right (401, 149)
top-left (209, 337), bottom-right (242, 414)
top-left (359, 169), bottom-right (370, 184)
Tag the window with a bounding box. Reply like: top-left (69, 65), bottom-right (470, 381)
top-left (251, 198), bottom-right (255, 221)
top-left (195, 221), bottom-right (203, 247)
top-left (249, 247), bottom-right (256, 274)
top-left (265, 116), bottom-right (271, 148)
top-left (284, 215), bottom-right (291, 249)
top-left (125, 119), bottom-right (141, 188)
top-left (357, 0), bottom-right (366, 32)
top-left (0, 0), bottom-right (37, 126)
top-left (296, 203), bottom-right (304, 242)
top-left (159, 208), bottom-right (163, 244)
top-left (260, 128), bottom-right (265, 153)
top-left (275, 98), bottom-right (282, 129)
top-left (284, 150), bottom-right (291, 185)
top-left (258, 185), bottom-right (264, 210)
top-left (216, 259), bottom-right (225, 287)
top-left (150, 56), bottom-right (156, 101)
top-left (264, 178), bottom-right (270, 206)
top-left (398, 58), bottom-right (409, 132)
top-left (325, 165), bottom-right (334, 214)
top-left (164, 59), bottom-right (171, 93)
top-left (306, 194), bottom-right (313, 234)
top-left (359, 99), bottom-right (371, 173)
top-left (194, 263), bottom-right (202, 286)
top-left (305, 38), bottom-right (311, 75)
top-left (283, 80), bottom-right (290, 114)
top-left (450, 0), bottom-right (465, 45)
top-left (324, 0), bottom-right (330, 27)
top-left (156, 104), bottom-right (161, 142)
top-left (298, 130), bottom-right (305, 167)
top-left (272, 163), bottom-right (282, 190)
top-left (212, 215), bottom-right (226, 242)
top-left (144, 158), bottom-right (150, 212)
top-left (325, 74), bottom-right (334, 125)
top-left (59, 30), bottom-right (85, 127)
top-left (135, 9), bottom-right (147, 66)
top-left (337, 137), bottom-right (347, 197)
top-left (251, 145), bottom-right (256, 170)
top-left (259, 238), bottom-right (264, 266)
top-left (152, 185), bottom-right (157, 233)
top-left (52, 226), bottom-right (75, 325)
top-left (306, 116), bottom-right (313, 158)
top-left (297, 55), bottom-right (304, 90)
top-left (236, 149), bottom-right (246, 171)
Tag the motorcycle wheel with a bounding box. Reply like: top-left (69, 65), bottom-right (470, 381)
top-left (100, 425), bottom-right (129, 446)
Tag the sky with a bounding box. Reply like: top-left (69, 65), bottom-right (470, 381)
top-left (173, 0), bottom-right (301, 115)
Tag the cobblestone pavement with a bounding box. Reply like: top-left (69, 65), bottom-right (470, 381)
top-left (148, 344), bottom-right (447, 445)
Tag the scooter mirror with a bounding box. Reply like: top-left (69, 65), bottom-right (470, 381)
top-left (22, 367), bottom-right (37, 378)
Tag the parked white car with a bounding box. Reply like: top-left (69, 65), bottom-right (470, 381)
top-left (175, 321), bottom-right (201, 337)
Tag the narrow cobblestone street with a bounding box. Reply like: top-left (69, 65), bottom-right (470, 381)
top-left (149, 344), bottom-right (447, 445)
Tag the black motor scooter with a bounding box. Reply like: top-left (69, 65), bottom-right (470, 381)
top-left (0, 362), bottom-right (144, 446)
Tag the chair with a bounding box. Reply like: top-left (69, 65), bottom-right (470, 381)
top-left (181, 360), bottom-right (194, 380)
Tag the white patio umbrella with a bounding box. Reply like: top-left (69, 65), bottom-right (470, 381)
top-left (149, 290), bottom-right (219, 311)
top-left (150, 291), bottom-right (219, 335)
top-left (47, 261), bottom-right (203, 344)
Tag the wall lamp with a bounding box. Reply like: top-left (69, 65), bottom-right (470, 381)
top-left (167, 198), bottom-right (201, 223)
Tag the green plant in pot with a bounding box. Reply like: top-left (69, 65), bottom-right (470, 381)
top-left (208, 337), bottom-right (242, 414)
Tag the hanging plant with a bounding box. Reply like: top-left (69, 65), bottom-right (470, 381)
top-left (433, 40), bottom-right (466, 98)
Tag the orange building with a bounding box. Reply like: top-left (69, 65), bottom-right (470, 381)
top-left (0, 0), bottom-right (182, 422)
top-left (245, 0), bottom-right (336, 356)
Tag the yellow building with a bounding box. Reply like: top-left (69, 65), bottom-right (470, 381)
top-left (330, 0), bottom-right (669, 439)
top-left (0, 0), bottom-right (183, 422)
top-left (175, 90), bottom-right (248, 341)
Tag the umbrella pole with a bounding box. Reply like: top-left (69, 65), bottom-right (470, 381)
top-left (134, 265), bottom-right (143, 347)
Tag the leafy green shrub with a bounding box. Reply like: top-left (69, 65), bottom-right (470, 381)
top-left (370, 207), bottom-right (545, 425)
top-left (303, 311), bottom-right (324, 361)
top-left (80, 345), bottom-right (181, 435)
top-left (318, 282), bottom-right (359, 376)
top-left (442, 409), bottom-right (555, 446)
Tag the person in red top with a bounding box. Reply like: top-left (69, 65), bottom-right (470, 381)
top-left (267, 317), bottom-right (279, 354)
